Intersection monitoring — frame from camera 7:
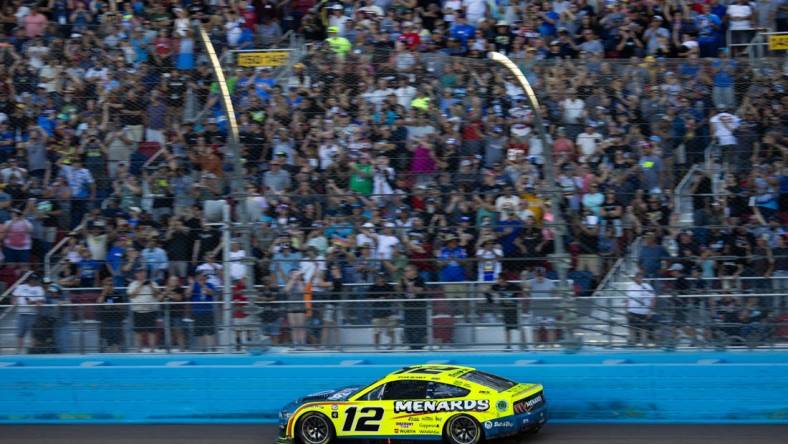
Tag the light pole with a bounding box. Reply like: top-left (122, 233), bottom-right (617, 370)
top-left (487, 52), bottom-right (579, 350)
top-left (197, 26), bottom-right (257, 350)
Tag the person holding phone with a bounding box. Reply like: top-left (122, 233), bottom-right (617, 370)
top-left (127, 268), bottom-right (161, 352)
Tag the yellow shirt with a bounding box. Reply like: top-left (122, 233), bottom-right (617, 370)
top-left (326, 36), bottom-right (351, 54)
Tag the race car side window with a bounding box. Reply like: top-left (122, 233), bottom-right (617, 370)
top-left (381, 380), bottom-right (429, 400)
top-left (360, 384), bottom-right (386, 401)
top-left (427, 382), bottom-right (470, 399)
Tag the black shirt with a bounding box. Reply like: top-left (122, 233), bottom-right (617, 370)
top-left (121, 98), bottom-right (144, 125)
top-left (368, 282), bottom-right (395, 318)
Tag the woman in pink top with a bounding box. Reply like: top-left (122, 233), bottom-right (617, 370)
top-left (2, 208), bottom-right (33, 266)
top-left (24, 7), bottom-right (47, 38)
top-left (408, 139), bottom-right (438, 186)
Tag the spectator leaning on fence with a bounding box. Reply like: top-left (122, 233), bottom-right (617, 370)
top-left (626, 271), bottom-right (657, 346)
top-left (12, 273), bottom-right (45, 353)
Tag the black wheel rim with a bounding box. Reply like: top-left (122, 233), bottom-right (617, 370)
top-left (450, 417), bottom-right (477, 444)
top-left (302, 416), bottom-right (328, 444)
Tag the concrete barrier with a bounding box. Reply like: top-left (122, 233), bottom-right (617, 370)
top-left (1, 351), bottom-right (787, 424)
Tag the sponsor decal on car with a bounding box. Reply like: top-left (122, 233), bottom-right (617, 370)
top-left (395, 422), bottom-right (413, 429)
top-left (496, 400), bottom-right (508, 412)
top-left (394, 400), bottom-right (490, 413)
top-left (484, 421), bottom-right (493, 430)
top-left (327, 388), bottom-right (357, 400)
top-left (493, 421), bottom-right (513, 428)
top-left (331, 412), bottom-right (338, 419)
top-left (513, 394), bottom-right (543, 414)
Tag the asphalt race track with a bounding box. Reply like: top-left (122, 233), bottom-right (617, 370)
top-left (1, 424), bottom-right (787, 444)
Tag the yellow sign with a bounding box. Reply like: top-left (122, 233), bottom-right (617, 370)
top-left (236, 51), bottom-right (290, 67)
top-left (768, 34), bottom-right (788, 51)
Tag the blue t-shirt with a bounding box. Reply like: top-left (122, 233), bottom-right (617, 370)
top-left (712, 59), bottom-right (736, 87)
top-left (190, 282), bottom-right (217, 315)
top-left (107, 246), bottom-right (125, 273)
top-left (495, 219), bottom-right (523, 255)
top-left (449, 23), bottom-right (475, 45)
top-left (439, 246), bottom-right (467, 282)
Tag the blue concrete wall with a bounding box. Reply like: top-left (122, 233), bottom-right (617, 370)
top-left (1, 352), bottom-right (787, 424)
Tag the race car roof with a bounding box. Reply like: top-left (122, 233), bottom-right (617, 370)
top-left (388, 365), bottom-right (475, 379)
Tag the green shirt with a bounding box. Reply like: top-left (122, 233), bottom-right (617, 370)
top-left (349, 163), bottom-right (373, 195)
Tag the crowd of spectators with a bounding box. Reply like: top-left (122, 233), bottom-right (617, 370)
top-left (1, 0), bottom-right (786, 352)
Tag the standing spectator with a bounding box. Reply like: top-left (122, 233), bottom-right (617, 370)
top-left (626, 271), bottom-right (657, 346)
top-left (164, 217), bottom-right (192, 279)
top-left (161, 276), bottom-right (187, 352)
top-left (189, 272), bottom-right (218, 351)
top-left (639, 232), bottom-right (670, 278)
top-left (709, 105), bottom-right (741, 170)
top-left (2, 208), bottom-right (33, 270)
top-left (476, 237), bottom-right (503, 283)
top-left (127, 269), bottom-right (161, 353)
top-left (23, 6), bottom-right (47, 38)
top-left (58, 157), bottom-right (95, 229)
top-left (12, 274), bottom-right (45, 353)
top-left (141, 239), bottom-right (169, 284)
top-left (369, 272), bottom-right (396, 349)
top-left (711, 49), bottom-right (736, 110)
top-left (284, 269), bottom-right (308, 347)
top-left (527, 267), bottom-right (558, 345)
top-left (727, 0), bottom-right (754, 56)
top-left (43, 280), bottom-right (70, 354)
top-left (486, 273), bottom-right (523, 350)
top-left (400, 264), bottom-right (428, 350)
top-left (97, 276), bottom-right (126, 353)
top-left (256, 275), bottom-right (283, 345)
top-left (437, 234), bottom-right (469, 317)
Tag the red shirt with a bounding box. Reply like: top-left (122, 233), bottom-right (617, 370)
top-left (232, 281), bottom-right (248, 319)
top-left (399, 32), bottom-right (421, 49)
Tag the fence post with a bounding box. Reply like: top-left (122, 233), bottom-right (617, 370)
top-left (469, 283), bottom-right (477, 348)
top-left (163, 301), bottom-right (172, 352)
top-left (427, 300), bottom-right (434, 350)
top-left (125, 304), bottom-right (134, 352)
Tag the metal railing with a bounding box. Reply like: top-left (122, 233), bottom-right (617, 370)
top-left (1, 290), bottom-right (785, 355)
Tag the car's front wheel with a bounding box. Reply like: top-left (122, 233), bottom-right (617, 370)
top-left (296, 412), bottom-right (335, 444)
top-left (444, 414), bottom-right (482, 444)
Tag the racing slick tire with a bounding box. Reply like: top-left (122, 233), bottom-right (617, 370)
top-left (296, 412), bottom-right (335, 444)
top-left (444, 414), bottom-right (483, 444)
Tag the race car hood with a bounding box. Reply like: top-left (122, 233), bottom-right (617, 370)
top-left (279, 385), bottom-right (362, 423)
top-left (299, 385), bottom-right (362, 403)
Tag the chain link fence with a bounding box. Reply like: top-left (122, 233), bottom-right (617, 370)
top-left (2, 281), bottom-right (787, 354)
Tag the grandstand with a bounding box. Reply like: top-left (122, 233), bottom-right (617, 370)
top-left (0, 0), bottom-right (785, 354)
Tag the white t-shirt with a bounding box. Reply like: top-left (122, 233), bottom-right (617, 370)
top-left (727, 4), bottom-right (753, 30)
top-left (229, 250), bottom-right (247, 281)
top-left (127, 280), bottom-right (159, 313)
top-left (576, 132), bottom-right (602, 161)
top-left (376, 234), bottom-right (400, 260)
top-left (463, 0), bottom-right (487, 23)
top-left (561, 98), bottom-right (585, 124)
top-left (626, 281), bottom-right (656, 315)
top-left (13, 284), bottom-right (46, 315)
top-left (710, 112), bottom-right (741, 146)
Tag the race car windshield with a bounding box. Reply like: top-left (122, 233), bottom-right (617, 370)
top-left (459, 371), bottom-right (517, 392)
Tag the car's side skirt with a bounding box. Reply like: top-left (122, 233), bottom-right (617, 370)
top-left (340, 436), bottom-right (442, 441)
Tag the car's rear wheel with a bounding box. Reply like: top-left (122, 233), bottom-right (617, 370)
top-left (297, 412), bottom-right (335, 444)
top-left (444, 414), bottom-right (482, 444)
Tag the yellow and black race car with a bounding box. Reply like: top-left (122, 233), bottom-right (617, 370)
top-left (277, 364), bottom-right (547, 444)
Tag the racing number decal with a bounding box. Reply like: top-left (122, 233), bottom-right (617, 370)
top-left (342, 407), bottom-right (384, 432)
